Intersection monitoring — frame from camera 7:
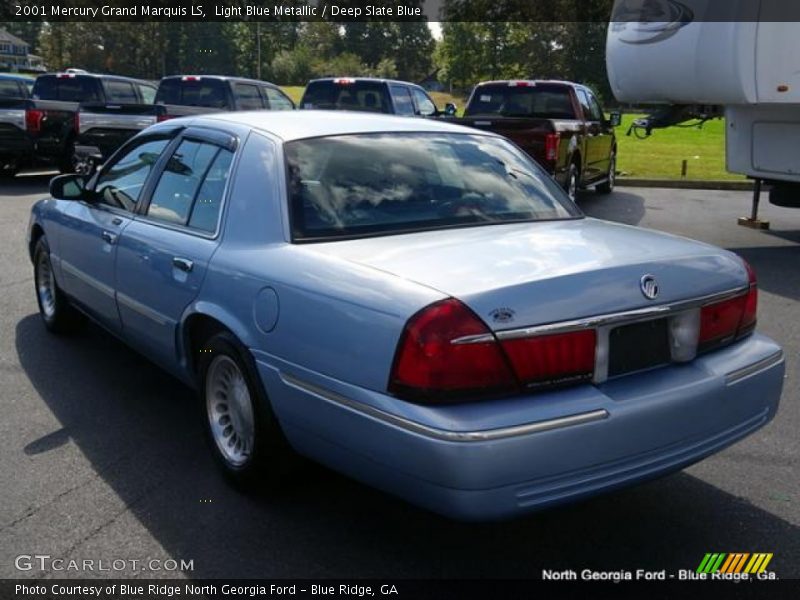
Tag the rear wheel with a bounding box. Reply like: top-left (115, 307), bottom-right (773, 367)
top-left (33, 237), bottom-right (84, 333)
top-left (596, 153), bottom-right (616, 195)
top-left (198, 331), bottom-right (293, 489)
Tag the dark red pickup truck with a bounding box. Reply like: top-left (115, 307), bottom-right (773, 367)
top-left (451, 80), bottom-right (620, 201)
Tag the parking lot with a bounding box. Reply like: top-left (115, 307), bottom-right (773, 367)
top-left (1, 175), bottom-right (797, 579)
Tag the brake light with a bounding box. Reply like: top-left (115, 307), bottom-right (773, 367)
top-left (334, 78), bottom-right (355, 85)
top-left (698, 260), bottom-right (757, 352)
top-left (389, 299), bottom-right (516, 402)
top-left (545, 133), bottom-right (560, 161)
top-left (25, 108), bottom-right (44, 133)
top-left (508, 81), bottom-right (534, 87)
top-left (181, 76), bottom-right (201, 82)
top-left (56, 73), bottom-right (76, 79)
top-left (500, 330), bottom-right (596, 389)
top-left (157, 114), bottom-right (175, 123)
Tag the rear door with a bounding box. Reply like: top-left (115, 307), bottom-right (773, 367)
top-left (114, 127), bottom-right (237, 369)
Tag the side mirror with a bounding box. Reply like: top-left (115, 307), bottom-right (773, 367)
top-left (49, 174), bottom-right (87, 201)
top-left (443, 102), bottom-right (457, 117)
top-left (608, 111), bottom-right (622, 127)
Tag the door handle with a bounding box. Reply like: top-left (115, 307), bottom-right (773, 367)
top-left (101, 231), bottom-right (117, 244)
top-left (172, 257), bottom-right (194, 272)
top-left (111, 217), bottom-right (123, 226)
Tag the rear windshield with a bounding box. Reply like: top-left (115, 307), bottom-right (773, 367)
top-left (301, 81), bottom-right (391, 113)
top-left (32, 75), bottom-right (101, 103)
top-left (286, 133), bottom-right (579, 241)
top-left (465, 84), bottom-right (576, 119)
top-left (155, 78), bottom-right (229, 108)
top-left (0, 80), bottom-right (27, 99)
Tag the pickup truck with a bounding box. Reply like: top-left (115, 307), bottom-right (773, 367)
top-left (450, 80), bottom-right (620, 201)
top-left (74, 75), bottom-right (296, 172)
top-left (300, 77), bottom-right (457, 117)
top-left (22, 72), bottom-right (158, 174)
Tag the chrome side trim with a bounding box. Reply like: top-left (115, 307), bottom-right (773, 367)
top-left (490, 286), bottom-right (749, 342)
top-left (0, 108), bottom-right (25, 130)
top-left (725, 351), bottom-right (784, 385)
top-left (78, 111), bottom-right (157, 135)
top-left (61, 260), bottom-right (114, 298)
top-left (280, 373), bottom-right (609, 442)
top-left (117, 292), bottom-right (172, 326)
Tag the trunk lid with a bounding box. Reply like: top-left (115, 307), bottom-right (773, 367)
top-left (305, 219), bottom-right (748, 330)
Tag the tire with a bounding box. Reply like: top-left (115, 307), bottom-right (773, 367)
top-left (596, 153), bottom-right (616, 195)
top-left (565, 162), bottom-right (580, 202)
top-left (33, 237), bottom-right (84, 334)
top-left (198, 331), bottom-right (293, 489)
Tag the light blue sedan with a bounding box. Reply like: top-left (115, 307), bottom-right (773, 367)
top-left (27, 111), bottom-right (785, 520)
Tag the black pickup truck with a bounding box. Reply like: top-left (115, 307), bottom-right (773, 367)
top-left (300, 77), bottom-right (456, 117)
top-left (449, 80), bottom-right (620, 201)
top-left (74, 75), bottom-right (295, 171)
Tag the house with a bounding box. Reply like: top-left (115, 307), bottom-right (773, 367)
top-left (0, 28), bottom-right (45, 72)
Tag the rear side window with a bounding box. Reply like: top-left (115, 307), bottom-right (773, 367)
top-left (0, 80), bottom-right (25, 98)
top-left (390, 85), bottom-right (415, 116)
top-left (147, 139), bottom-right (233, 233)
top-left (301, 81), bottom-right (391, 113)
top-left (262, 87), bottom-right (294, 110)
top-left (155, 78), bottom-right (229, 109)
top-left (234, 83), bottom-right (264, 110)
top-left (465, 84), bottom-right (576, 119)
top-left (32, 75), bottom-right (101, 103)
top-left (104, 80), bottom-right (138, 104)
top-left (137, 83), bottom-right (157, 104)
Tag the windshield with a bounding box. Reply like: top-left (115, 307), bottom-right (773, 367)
top-left (286, 133), bottom-right (580, 241)
top-left (301, 81), bottom-right (391, 113)
top-left (465, 84), bottom-right (576, 119)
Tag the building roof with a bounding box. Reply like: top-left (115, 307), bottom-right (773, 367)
top-left (0, 29), bottom-right (30, 48)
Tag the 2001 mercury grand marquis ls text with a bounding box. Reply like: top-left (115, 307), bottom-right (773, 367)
top-left (27, 111), bottom-right (785, 520)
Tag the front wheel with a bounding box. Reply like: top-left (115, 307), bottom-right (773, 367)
top-left (596, 153), bottom-right (616, 195)
top-left (33, 237), bottom-right (84, 333)
top-left (199, 331), bottom-right (293, 489)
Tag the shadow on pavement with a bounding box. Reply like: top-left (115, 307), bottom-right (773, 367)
top-left (726, 246), bottom-right (800, 302)
top-left (0, 173), bottom-right (54, 198)
top-left (578, 190), bottom-right (647, 226)
top-left (14, 313), bottom-right (800, 578)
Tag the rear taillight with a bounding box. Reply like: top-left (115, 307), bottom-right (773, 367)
top-left (545, 133), bottom-right (560, 161)
top-left (157, 114), bottom-right (175, 123)
top-left (500, 330), bottom-right (596, 390)
top-left (699, 260), bottom-right (757, 352)
top-left (389, 299), bottom-right (597, 403)
top-left (181, 76), bottom-right (201, 82)
top-left (25, 108), bottom-right (44, 133)
top-left (389, 299), bottom-right (517, 402)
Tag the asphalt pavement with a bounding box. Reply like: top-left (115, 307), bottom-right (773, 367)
top-left (1, 174), bottom-right (797, 580)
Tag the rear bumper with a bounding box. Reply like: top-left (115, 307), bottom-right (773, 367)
top-left (254, 334), bottom-right (784, 520)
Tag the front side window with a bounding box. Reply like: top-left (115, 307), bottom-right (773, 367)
top-left (147, 139), bottom-right (233, 232)
top-left (138, 83), bottom-right (157, 104)
top-left (411, 88), bottom-right (437, 116)
top-left (104, 80), bottom-right (137, 104)
top-left (95, 138), bottom-right (170, 212)
top-left (286, 133), bottom-right (580, 241)
top-left (263, 87), bottom-right (294, 110)
top-left (234, 84), bottom-right (264, 110)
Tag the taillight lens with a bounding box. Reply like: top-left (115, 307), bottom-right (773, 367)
top-left (500, 330), bottom-right (596, 390)
top-left (545, 133), bottom-right (560, 161)
top-left (26, 109), bottom-right (44, 133)
top-left (157, 114), bottom-right (175, 123)
top-left (389, 299), bottom-right (517, 402)
top-left (389, 299), bottom-right (598, 403)
top-left (699, 260), bottom-right (757, 352)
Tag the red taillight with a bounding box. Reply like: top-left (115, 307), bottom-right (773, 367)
top-left (26, 108), bottom-right (44, 133)
top-left (181, 76), bottom-right (201, 82)
top-left (545, 133), bottom-right (560, 161)
top-left (334, 78), bottom-right (355, 85)
top-left (389, 299), bottom-right (516, 402)
top-left (500, 330), bottom-right (596, 389)
top-left (157, 114), bottom-right (175, 123)
top-left (508, 81), bottom-right (534, 87)
top-left (699, 260), bottom-right (758, 351)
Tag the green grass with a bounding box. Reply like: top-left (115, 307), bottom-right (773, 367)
top-left (615, 114), bottom-right (741, 181)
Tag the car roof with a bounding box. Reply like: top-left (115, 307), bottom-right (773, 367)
top-left (38, 72), bottom-right (151, 85)
top-left (160, 75), bottom-right (281, 88)
top-left (0, 73), bottom-right (35, 82)
top-left (477, 79), bottom-right (578, 88)
top-left (192, 110), bottom-right (495, 142)
top-left (307, 77), bottom-right (422, 88)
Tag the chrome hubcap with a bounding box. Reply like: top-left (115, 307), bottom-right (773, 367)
top-left (36, 252), bottom-right (56, 319)
top-left (568, 171), bottom-right (578, 200)
top-left (206, 355), bottom-right (255, 467)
